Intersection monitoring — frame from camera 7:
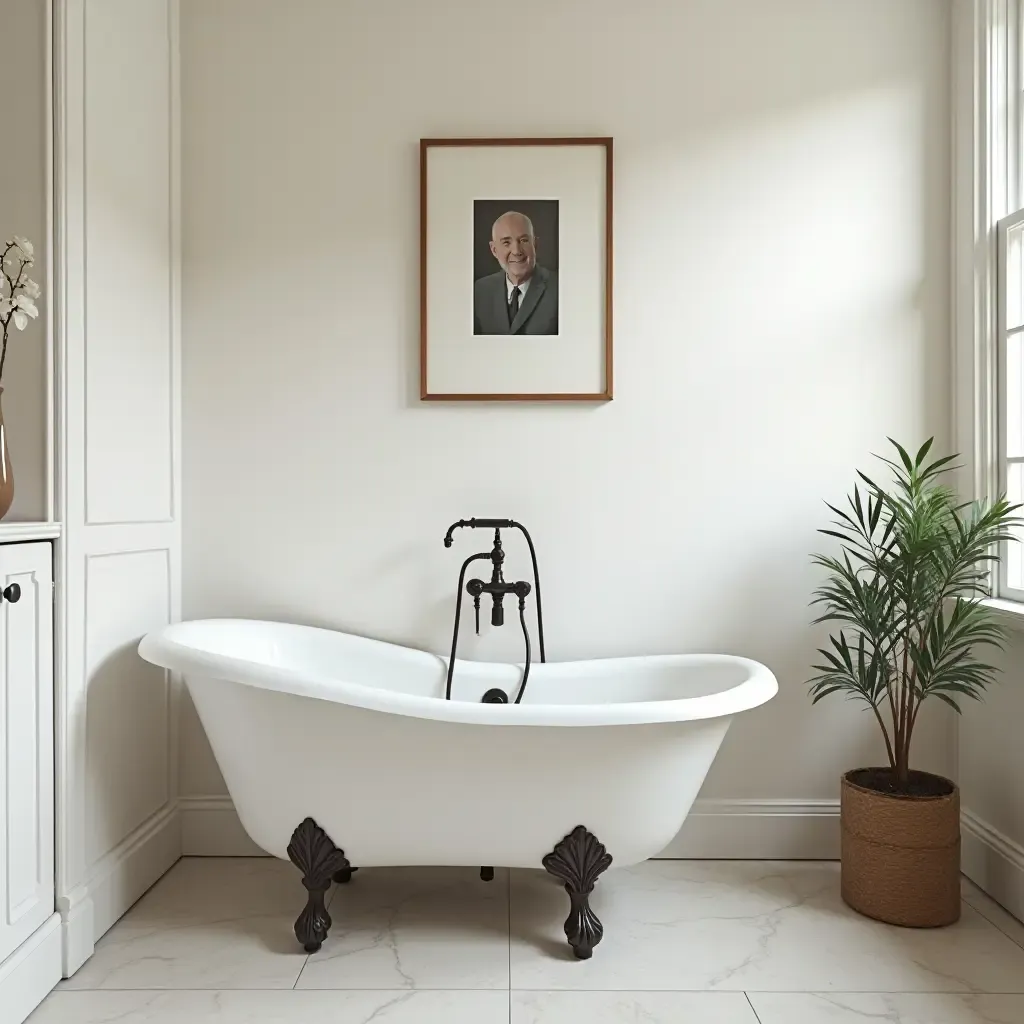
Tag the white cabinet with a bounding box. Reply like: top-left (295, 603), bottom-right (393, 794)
top-left (0, 541), bottom-right (59, 1024)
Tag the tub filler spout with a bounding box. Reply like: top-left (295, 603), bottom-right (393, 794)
top-left (443, 519), bottom-right (544, 705)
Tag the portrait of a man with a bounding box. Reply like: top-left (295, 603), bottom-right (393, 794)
top-left (473, 200), bottom-right (559, 336)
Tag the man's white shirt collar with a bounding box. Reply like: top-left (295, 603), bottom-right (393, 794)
top-left (507, 275), bottom-right (531, 301)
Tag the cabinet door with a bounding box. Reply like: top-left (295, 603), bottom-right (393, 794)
top-left (0, 542), bottom-right (54, 965)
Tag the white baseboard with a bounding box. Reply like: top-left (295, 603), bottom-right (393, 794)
top-left (962, 808), bottom-right (1024, 923)
top-left (179, 796), bottom-right (266, 856)
top-left (58, 801), bottom-right (181, 978)
top-left (0, 913), bottom-right (62, 1024)
top-left (657, 798), bottom-right (841, 859)
top-left (179, 794), bottom-right (842, 861)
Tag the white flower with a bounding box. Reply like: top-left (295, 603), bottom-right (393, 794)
top-left (12, 310), bottom-right (28, 331)
top-left (0, 297), bottom-right (10, 318)
top-left (14, 294), bottom-right (38, 319)
top-left (20, 278), bottom-right (40, 300)
top-left (12, 236), bottom-right (34, 260)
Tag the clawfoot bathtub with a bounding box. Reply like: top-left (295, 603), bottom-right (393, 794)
top-left (138, 618), bottom-right (777, 959)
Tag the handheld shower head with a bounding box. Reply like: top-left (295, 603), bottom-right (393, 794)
top-left (444, 518), bottom-right (516, 548)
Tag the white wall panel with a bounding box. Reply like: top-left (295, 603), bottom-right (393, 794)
top-left (84, 0), bottom-right (173, 526)
top-left (55, 0), bottom-right (182, 967)
top-left (84, 549), bottom-right (170, 866)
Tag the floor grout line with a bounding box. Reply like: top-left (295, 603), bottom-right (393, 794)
top-left (290, 880), bottom-right (325, 990)
top-left (503, 990), bottom-right (1024, 995)
top-left (50, 988), bottom-right (1024, 995)
top-left (49, 862), bottom-right (1024, 1008)
top-left (745, 992), bottom-right (764, 1022)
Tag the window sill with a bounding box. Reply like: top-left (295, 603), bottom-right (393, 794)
top-left (981, 597), bottom-right (1024, 632)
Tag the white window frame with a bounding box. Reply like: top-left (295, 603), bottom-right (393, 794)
top-left (954, 0), bottom-right (1024, 619)
top-left (997, 206), bottom-right (1024, 601)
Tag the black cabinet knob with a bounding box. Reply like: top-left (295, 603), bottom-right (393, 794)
top-left (2, 583), bottom-right (21, 603)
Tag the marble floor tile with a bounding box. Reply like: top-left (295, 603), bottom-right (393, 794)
top-left (748, 993), bottom-right (1024, 1023)
top-left (511, 991), bottom-right (760, 1023)
top-left (62, 858), bottom-right (311, 990)
top-left (961, 878), bottom-right (1024, 951)
top-left (297, 867), bottom-right (510, 990)
top-left (510, 861), bottom-right (1024, 992)
top-left (110, 857), bottom-right (303, 922)
top-left (29, 990), bottom-right (510, 1023)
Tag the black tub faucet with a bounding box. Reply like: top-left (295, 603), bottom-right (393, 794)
top-left (466, 530), bottom-right (531, 630)
top-left (442, 519), bottom-right (546, 704)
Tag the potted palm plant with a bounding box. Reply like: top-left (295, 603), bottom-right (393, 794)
top-left (809, 438), bottom-right (1019, 927)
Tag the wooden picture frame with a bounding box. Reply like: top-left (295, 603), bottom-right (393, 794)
top-left (419, 137), bottom-right (613, 402)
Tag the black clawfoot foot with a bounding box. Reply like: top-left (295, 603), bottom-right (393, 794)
top-left (480, 866), bottom-right (494, 882)
top-left (542, 825), bottom-right (613, 960)
top-left (287, 818), bottom-right (351, 953)
top-left (333, 866), bottom-right (358, 884)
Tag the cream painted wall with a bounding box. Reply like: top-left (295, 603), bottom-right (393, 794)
top-left (180, 0), bottom-right (953, 852)
top-left (0, 0), bottom-right (47, 522)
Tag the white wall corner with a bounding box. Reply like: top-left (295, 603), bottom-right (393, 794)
top-left (962, 807), bottom-right (1024, 922)
top-left (179, 796), bottom-right (265, 857)
top-left (58, 802), bottom-right (181, 978)
top-left (950, 0), bottom-right (1024, 918)
top-left (86, 803), bottom-right (181, 946)
top-left (0, 915), bottom-right (63, 1024)
top-left (658, 799), bottom-right (841, 861)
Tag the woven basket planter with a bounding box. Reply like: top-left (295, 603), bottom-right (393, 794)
top-left (840, 768), bottom-right (960, 928)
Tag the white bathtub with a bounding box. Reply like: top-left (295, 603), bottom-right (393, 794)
top-left (138, 618), bottom-right (777, 957)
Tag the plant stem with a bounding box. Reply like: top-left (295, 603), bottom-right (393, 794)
top-left (11, 258), bottom-right (26, 294)
top-left (1, 242), bottom-right (15, 298)
top-left (0, 320), bottom-right (9, 382)
top-left (870, 702), bottom-right (897, 772)
top-left (896, 632), bottom-right (911, 783)
top-left (0, 249), bottom-right (28, 385)
top-left (883, 657), bottom-right (901, 770)
top-left (907, 695), bottom-right (923, 764)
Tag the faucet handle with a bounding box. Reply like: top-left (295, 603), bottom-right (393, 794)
top-left (466, 579), bottom-right (484, 635)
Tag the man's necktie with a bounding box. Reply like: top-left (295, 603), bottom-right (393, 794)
top-left (508, 286), bottom-right (521, 326)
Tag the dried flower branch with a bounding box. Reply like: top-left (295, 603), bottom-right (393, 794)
top-left (0, 236), bottom-right (41, 383)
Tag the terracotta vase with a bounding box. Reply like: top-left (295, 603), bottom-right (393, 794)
top-left (0, 388), bottom-right (13, 521)
top-left (841, 768), bottom-right (960, 928)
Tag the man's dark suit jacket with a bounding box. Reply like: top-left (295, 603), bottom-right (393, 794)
top-left (473, 266), bottom-right (559, 335)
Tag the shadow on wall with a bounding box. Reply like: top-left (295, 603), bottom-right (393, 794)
top-left (179, 0), bottom-right (948, 411)
top-left (85, 642), bottom-right (170, 866)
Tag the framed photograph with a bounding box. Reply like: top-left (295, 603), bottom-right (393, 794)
top-left (419, 137), bottom-right (613, 401)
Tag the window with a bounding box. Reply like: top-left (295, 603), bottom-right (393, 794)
top-left (998, 209), bottom-right (1024, 597)
top-left (992, 0), bottom-right (1024, 600)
